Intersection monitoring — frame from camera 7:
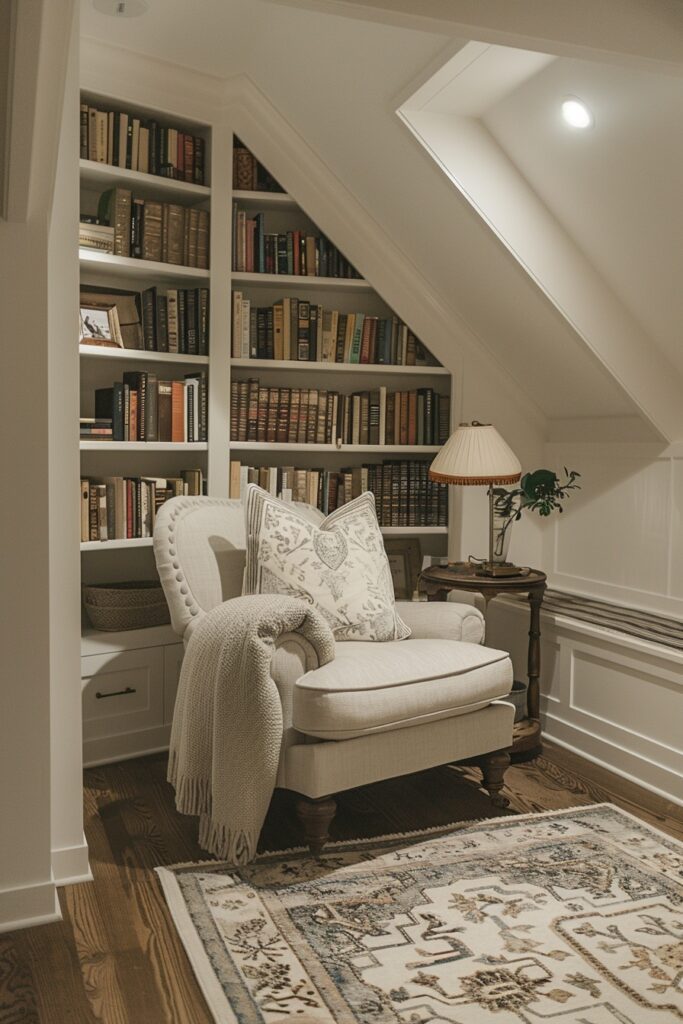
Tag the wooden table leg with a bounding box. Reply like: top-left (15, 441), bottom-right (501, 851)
top-left (527, 585), bottom-right (546, 720)
top-left (511, 583), bottom-right (546, 763)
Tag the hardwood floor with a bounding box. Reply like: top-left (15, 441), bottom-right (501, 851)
top-left (1, 742), bottom-right (681, 1023)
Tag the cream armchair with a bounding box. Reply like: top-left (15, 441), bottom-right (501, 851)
top-left (154, 496), bottom-right (515, 854)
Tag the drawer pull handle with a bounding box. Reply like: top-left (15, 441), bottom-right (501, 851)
top-left (95, 686), bottom-right (136, 700)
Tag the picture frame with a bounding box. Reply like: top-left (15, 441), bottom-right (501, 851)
top-left (383, 538), bottom-right (422, 600)
top-left (80, 286), bottom-right (144, 350)
top-left (79, 303), bottom-right (123, 348)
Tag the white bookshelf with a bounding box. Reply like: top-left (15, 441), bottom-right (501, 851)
top-left (80, 344), bottom-right (209, 365)
top-left (79, 248), bottom-right (209, 284)
top-left (230, 358), bottom-right (448, 376)
top-left (229, 181), bottom-right (452, 553)
top-left (80, 441), bottom-right (208, 451)
top-left (231, 442), bottom-right (441, 454)
top-left (232, 271), bottom-right (373, 292)
top-left (79, 95), bottom-right (226, 585)
top-left (80, 159), bottom-right (211, 201)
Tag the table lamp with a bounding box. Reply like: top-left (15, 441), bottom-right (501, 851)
top-left (429, 420), bottom-right (522, 577)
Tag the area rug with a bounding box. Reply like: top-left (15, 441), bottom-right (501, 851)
top-left (157, 804), bottom-right (683, 1023)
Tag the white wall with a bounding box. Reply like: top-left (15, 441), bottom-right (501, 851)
top-left (543, 442), bottom-right (683, 617)
top-left (48, 2), bottom-right (88, 887)
top-left (0, 0), bottom-right (78, 933)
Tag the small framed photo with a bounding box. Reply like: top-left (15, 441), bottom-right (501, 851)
top-left (79, 303), bottom-right (123, 348)
top-left (384, 538), bottom-right (422, 600)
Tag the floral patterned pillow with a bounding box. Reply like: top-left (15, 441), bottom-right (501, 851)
top-left (243, 485), bottom-right (410, 642)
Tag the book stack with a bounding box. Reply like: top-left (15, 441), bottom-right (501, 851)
top-left (230, 379), bottom-right (450, 447)
top-left (79, 218), bottom-right (114, 253)
top-left (232, 208), bottom-right (359, 279)
top-left (80, 102), bottom-right (207, 184)
top-left (80, 417), bottom-right (113, 440)
top-left (92, 371), bottom-right (208, 443)
top-left (229, 460), bottom-right (447, 527)
top-left (94, 188), bottom-right (209, 268)
top-left (231, 294), bottom-right (436, 365)
top-left (80, 470), bottom-right (204, 542)
top-left (140, 286), bottom-right (209, 354)
top-left (232, 138), bottom-right (284, 193)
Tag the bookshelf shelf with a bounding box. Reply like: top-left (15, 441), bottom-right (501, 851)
top-left (230, 442), bottom-right (440, 454)
top-left (232, 189), bottom-right (297, 209)
top-left (79, 248), bottom-right (210, 284)
top-left (80, 159), bottom-right (211, 201)
top-left (80, 537), bottom-right (154, 551)
top-left (232, 271), bottom-right (373, 292)
top-left (79, 526), bottom-right (445, 551)
top-left (380, 527), bottom-right (448, 536)
top-left (230, 358), bottom-right (448, 377)
top-left (79, 344), bottom-right (209, 365)
top-left (80, 441), bottom-right (208, 451)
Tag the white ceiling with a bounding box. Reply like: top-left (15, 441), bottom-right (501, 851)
top-left (79, 0), bottom-right (683, 440)
top-left (484, 55), bottom-right (683, 379)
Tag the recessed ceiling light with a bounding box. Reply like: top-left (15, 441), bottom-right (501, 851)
top-left (93, 0), bottom-right (150, 16)
top-left (561, 98), bottom-right (593, 129)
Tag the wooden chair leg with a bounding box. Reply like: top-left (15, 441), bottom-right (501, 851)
top-left (295, 796), bottom-right (337, 857)
top-left (479, 749), bottom-right (511, 808)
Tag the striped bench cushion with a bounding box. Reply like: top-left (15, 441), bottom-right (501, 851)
top-left (530, 590), bottom-right (683, 651)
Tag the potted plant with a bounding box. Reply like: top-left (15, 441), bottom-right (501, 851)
top-left (491, 467), bottom-right (581, 563)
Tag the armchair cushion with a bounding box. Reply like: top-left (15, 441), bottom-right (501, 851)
top-left (243, 485), bottom-right (410, 642)
top-left (292, 638), bottom-right (512, 740)
top-left (395, 600), bottom-right (485, 644)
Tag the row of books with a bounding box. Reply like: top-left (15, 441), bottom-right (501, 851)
top-left (80, 471), bottom-right (204, 542)
top-left (230, 379), bottom-right (450, 447)
top-left (233, 208), bottom-right (360, 278)
top-left (140, 286), bottom-right (209, 355)
top-left (92, 188), bottom-right (209, 268)
top-left (229, 460), bottom-right (448, 527)
top-left (233, 138), bottom-right (284, 193)
top-left (231, 294), bottom-right (435, 365)
top-left (80, 103), bottom-right (207, 184)
top-left (86, 372), bottom-right (208, 443)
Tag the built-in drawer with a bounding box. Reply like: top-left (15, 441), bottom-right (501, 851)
top-left (82, 647), bottom-right (164, 741)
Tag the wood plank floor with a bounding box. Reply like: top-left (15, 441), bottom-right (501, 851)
top-left (1, 741), bottom-right (681, 1023)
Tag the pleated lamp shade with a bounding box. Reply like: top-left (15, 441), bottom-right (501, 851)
top-left (429, 422), bottom-right (521, 486)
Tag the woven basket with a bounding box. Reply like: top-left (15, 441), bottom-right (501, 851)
top-left (83, 580), bottom-right (171, 632)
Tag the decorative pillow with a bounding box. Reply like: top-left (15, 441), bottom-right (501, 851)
top-left (243, 485), bottom-right (410, 642)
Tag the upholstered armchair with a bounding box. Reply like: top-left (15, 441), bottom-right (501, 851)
top-left (154, 496), bottom-right (515, 854)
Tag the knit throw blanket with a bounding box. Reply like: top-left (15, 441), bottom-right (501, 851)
top-left (168, 594), bottom-right (335, 864)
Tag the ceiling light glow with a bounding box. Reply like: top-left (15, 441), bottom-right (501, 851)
top-left (561, 98), bottom-right (593, 129)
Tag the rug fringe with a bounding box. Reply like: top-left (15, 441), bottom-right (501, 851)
top-left (160, 803), bottom-right (626, 872)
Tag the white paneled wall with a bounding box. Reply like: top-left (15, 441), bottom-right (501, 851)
top-left (544, 443), bottom-right (683, 616)
top-left (486, 441), bottom-right (683, 806)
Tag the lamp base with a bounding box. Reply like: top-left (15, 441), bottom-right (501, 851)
top-left (475, 562), bottom-right (526, 578)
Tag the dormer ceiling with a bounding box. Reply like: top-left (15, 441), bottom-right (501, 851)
top-left (399, 40), bottom-right (683, 442)
top-left (80, 0), bottom-right (683, 442)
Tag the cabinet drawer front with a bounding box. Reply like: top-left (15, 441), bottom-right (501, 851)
top-left (82, 647), bottom-right (164, 740)
top-left (163, 644), bottom-right (184, 725)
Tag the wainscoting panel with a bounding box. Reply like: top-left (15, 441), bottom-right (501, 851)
top-left (486, 599), bottom-right (683, 806)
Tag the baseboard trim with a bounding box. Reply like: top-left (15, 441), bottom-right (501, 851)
top-left (0, 878), bottom-right (61, 934)
top-left (543, 715), bottom-right (683, 809)
top-left (52, 835), bottom-right (92, 887)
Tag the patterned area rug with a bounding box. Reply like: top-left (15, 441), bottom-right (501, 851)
top-left (157, 805), bottom-right (683, 1023)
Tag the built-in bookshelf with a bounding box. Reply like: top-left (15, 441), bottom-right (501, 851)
top-left (79, 92), bottom-right (220, 574)
top-left (228, 139), bottom-right (453, 554)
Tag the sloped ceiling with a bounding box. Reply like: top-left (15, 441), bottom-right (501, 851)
top-left (80, 0), bottom-right (683, 441)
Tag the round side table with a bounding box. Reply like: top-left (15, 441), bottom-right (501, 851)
top-left (419, 562), bottom-right (547, 761)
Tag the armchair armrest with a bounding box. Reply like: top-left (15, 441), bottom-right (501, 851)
top-left (396, 600), bottom-right (485, 644)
